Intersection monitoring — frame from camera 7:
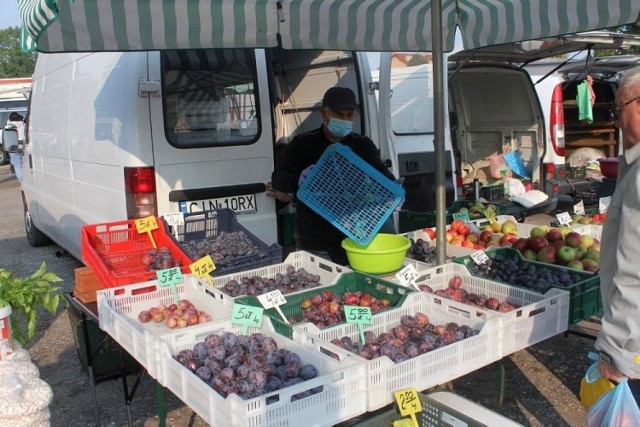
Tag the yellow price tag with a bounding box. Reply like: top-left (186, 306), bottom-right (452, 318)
top-left (135, 216), bottom-right (159, 248)
top-left (394, 388), bottom-right (422, 427)
top-left (189, 255), bottom-right (216, 286)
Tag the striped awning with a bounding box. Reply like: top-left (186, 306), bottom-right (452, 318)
top-left (17, 0), bottom-right (640, 53)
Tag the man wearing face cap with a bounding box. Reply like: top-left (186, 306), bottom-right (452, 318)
top-left (272, 87), bottom-right (396, 265)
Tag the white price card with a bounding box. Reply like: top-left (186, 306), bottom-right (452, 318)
top-left (257, 290), bottom-right (287, 309)
top-left (470, 250), bottom-right (489, 265)
top-left (163, 212), bottom-right (185, 227)
top-left (257, 290), bottom-right (290, 324)
top-left (395, 264), bottom-right (420, 289)
top-left (556, 212), bottom-right (572, 226)
top-left (573, 200), bottom-right (585, 216)
top-left (599, 196), bottom-right (611, 214)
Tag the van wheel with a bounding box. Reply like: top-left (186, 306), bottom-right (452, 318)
top-left (25, 205), bottom-right (51, 247)
top-left (0, 149), bottom-right (8, 165)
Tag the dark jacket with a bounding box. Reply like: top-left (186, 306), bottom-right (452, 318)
top-left (271, 126), bottom-right (394, 263)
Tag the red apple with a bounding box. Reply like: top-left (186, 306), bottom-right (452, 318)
top-left (537, 245), bottom-right (557, 264)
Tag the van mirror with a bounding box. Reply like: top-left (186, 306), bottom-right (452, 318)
top-left (2, 125), bottom-right (19, 153)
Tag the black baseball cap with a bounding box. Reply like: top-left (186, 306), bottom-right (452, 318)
top-left (322, 87), bottom-right (358, 112)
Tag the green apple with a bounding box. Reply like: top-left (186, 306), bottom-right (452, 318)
top-left (557, 246), bottom-right (576, 264)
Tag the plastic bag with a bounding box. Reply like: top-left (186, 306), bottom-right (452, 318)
top-left (488, 153), bottom-right (510, 179)
top-left (580, 353), bottom-right (615, 409)
top-left (587, 378), bottom-right (640, 427)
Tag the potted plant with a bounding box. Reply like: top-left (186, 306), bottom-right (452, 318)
top-left (0, 262), bottom-right (62, 351)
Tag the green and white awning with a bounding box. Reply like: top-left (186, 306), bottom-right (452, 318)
top-left (18, 0), bottom-right (640, 53)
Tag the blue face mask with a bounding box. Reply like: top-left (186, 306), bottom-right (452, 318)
top-left (327, 118), bottom-right (353, 139)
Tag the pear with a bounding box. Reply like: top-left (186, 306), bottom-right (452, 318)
top-left (501, 219), bottom-right (518, 235)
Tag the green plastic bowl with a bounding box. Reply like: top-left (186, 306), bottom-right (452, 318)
top-left (341, 233), bottom-right (411, 274)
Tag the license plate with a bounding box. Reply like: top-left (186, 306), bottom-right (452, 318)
top-left (179, 194), bottom-right (257, 214)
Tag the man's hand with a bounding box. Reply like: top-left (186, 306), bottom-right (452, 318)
top-left (598, 359), bottom-right (625, 383)
top-left (298, 164), bottom-right (314, 187)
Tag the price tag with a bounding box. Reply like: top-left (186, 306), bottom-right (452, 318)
top-left (344, 305), bottom-right (373, 343)
top-left (156, 267), bottom-right (184, 303)
top-left (599, 196), bottom-right (611, 214)
top-left (189, 255), bottom-right (216, 286)
top-left (135, 216), bottom-right (159, 248)
top-left (395, 264), bottom-right (420, 290)
top-left (394, 388), bottom-right (423, 427)
top-left (257, 290), bottom-right (290, 324)
top-left (163, 213), bottom-right (185, 238)
top-left (452, 212), bottom-right (470, 222)
top-left (231, 303), bottom-right (264, 335)
top-left (470, 250), bottom-right (489, 265)
top-left (483, 205), bottom-right (497, 221)
top-left (556, 212), bottom-right (572, 226)
top-left (573, 200), bottom-right (585, 216)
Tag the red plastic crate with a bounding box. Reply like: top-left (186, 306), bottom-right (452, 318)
top-left (81, 219), bottom-right (193, 288)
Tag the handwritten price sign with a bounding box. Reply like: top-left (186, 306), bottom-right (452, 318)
top-left (231, 303), bottom-right (264, 335)
top-left (189, 255), bottom-right (216, 286)
top-left (156, 267), bottom-right (184, 303)
top-left (163, 213), bottom-right (185, 238)
top-left (394, 388), bottom-right (423, 427)
top-left (345, 305), bottom-right (373, 343)
top-left (470, 250), bottom-right (489, 265)
top-left (135, 216), bottom-right (159, 248)
top-left (556, 211), bottom-right (572, 226)
top-left (395, 264), bottom-right (420, 290)
top-left (452, 212), bottom-right (470, 222)
top-left (257, 290), bottom-right (290, 324)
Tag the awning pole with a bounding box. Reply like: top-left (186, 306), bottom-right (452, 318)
top-left (431, 0), bottom-right (447, 265)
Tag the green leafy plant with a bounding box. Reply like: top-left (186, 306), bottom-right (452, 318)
top-left (0, 262), bottom-right (62, 346)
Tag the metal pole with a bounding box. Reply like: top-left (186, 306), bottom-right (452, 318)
top-left (431, 0), bottom-right (447, 265)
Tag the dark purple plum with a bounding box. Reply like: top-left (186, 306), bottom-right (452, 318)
top-left (236, 364), bottom-right (250, 379)
top-left (265, 377), bottom-right (283, 392)
top-left (195, 366), bottom-right (212, 381)
top-left (193, 342), bottom-right (208, 361)
top-left (219, 367), bottom-right (236, 382)
top-left (299, 364), bottom-right (318, 380)
top-left (261, 337), bottom-right (278, 352)
top-left (404, 342), bottom-right (420, 358)
top-left (284, 361), bottom-right (301, 378)
top-left (249, 370), bottom-right (268, 389)
top-left (204, 334), bottom-right (221, 348)
top-left (208, 346), bottom-right (227, 361)
top-left (380, 343), bottom-right (399, 360)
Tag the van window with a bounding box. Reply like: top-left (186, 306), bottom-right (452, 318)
top-left (389, 54), bottom-right (434, 135)
top-left (162, 49), bottom-right (260, 147)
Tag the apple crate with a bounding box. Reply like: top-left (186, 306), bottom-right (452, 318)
top-left (453, 248), bottom-right (601, 325)
top-left (163, 208), bottom-right (282, 276)
top-left (403, 228), bottom-right (480, 260)
top-left (81, 218), bottom-right (194, 288)
top-left (572, 224), bottom-right (603, 241)
top-left (294, 292), bottom-right (501, 411)
top-left (96, 275), bottom-right (228, 379)
top-left (403, 263), bottom-right (570, 356)
top-left (469, 214), bottom-right (541, 238)
top-left (352, 391), bottom-right (523, 427)
top-left (398, 201), bottom-right (508, 232)
top-left (234, 272), bottom-right (415, 339)
top-left (205, 250), bottom-right (351, 306)
top-left (154, 317), bottom-right (367, 426)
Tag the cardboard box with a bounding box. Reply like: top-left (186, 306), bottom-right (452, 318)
top-left (73, 267), bottom-right (102, 304)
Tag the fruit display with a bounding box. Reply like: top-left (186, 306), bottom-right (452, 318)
top-left (421, 275), bottom-right (517, 312)
top-left (446, 220), bottom-right (513, 251)
top-left (181, 231), bottom-right (268, 266)
top-left (175, 331), bottom-right (320, 401)
top-left (288, 290), bottom-right (391, 328)
top-left (453, 202), bottom-right (499, 220)
top-left (141, 247), bottom-right (184, 271)
top-left (569, 213), bottom-right (606, 226)
top-left (220, 266), bottom-right (323, 297)
top-left (329, 311), bottom-right (479, 363)
top-left (137, 299), bottom-right (212, 328)
top-left (468, 253), bottom-right (590, 292)
top-left (406, 238), bottom-right (437, 263)
top-left (510, 226), bottom-right (600, 271)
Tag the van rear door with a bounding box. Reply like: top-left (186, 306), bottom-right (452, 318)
top-left (377, 52), bottom-right (456, 215)
top-left (147, 49), bottom-right (277, 244)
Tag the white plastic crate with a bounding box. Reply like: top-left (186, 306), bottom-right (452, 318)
top-left (154, 318), bottom-right (367, 427)
top-left (96, 275), bottom-right (228, 379)
top-left (407, 263), bottom-right (570, 356)
top-left (403, 229), bottom-right (478, 261)
top-left (572, 224), bottom-right (603, 240)
top-left (294, 293), bottom-right (501, 411)
top-left (206, 250), bottom-right (350, 306)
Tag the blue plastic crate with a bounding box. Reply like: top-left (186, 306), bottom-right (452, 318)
top-left (297, 144), bottom-right (404, 245)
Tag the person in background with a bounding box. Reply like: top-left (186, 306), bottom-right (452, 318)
top-left (271, 87), bottom-right (396, 265)
top-left (7, 112), bottom-right (25, 183)
top-left (596, 65), bottom-right (640, 404)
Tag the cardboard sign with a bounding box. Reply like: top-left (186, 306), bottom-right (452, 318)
top-left (231, 303), bottom-right (264, 335)
top-left (396, 264), bottom-right (420, 290)
top-left (470, 250), bottom-right (489, 265)
top-left (257, 290), bottom-right (289, 324)
top-left (189, 255), bottom-right (216, 286)
top-left (452, 212), bottom-right (470, 222)
top-left (599, 196), bottom-right (611, 214)
top-left (394, 388), bottom-right (423, 427)
top-left (556, 212), bottom-right (572, 226)
top-left (573, 200), bottom-right (585, 216)
top-left (345, 305), bottom-right (373, 343)
top-left (156, 267), bottom-right (184, 303)
top-left (135, 216), bottom-right (159, 248)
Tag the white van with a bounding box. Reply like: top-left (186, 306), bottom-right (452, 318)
top-left (526, 52), bottom-right (640, 198)
top-left (19, 48), bottom-right (445, 260)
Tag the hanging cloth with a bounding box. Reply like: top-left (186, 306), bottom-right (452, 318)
top-left (577, 77), bottom-right (595, 124)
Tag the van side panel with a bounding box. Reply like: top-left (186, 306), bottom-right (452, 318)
top-left (28, 52), bottom-right (153, 259)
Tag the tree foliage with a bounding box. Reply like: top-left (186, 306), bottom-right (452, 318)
top-left (596, 19), bottom-right (640, 57)
top-left (0, 27), bottom-right (36, 78)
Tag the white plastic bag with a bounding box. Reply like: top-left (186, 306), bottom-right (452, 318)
top-left (587, 378), bottom-right (640, 427)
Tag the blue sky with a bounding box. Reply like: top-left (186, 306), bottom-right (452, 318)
top-left (1, 2), bottom-right (22, 29)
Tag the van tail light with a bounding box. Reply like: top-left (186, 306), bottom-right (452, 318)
top-left (124, 167), bottom-right (157, 219)
top-left (550, 84), bottom-right (565, 156)
top-left (553, 183), bottom-right (560, 194)
top-left (456, 175), bottom-right (464, 187)
top-left (544, 163), bottom-right (556, 181)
